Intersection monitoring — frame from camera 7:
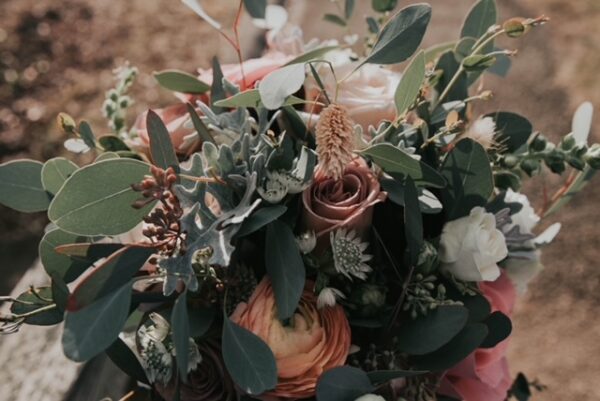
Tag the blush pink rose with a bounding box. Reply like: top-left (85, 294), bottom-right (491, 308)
top-left (302, 157), bottom-right (386, 250)
top-left (439, 271), bottom-right (517, 401)
top-left (231, 278), bottom-right (351, 399)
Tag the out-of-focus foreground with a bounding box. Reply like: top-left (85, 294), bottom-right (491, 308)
top-left (0, 0), bottom-right (598, 400)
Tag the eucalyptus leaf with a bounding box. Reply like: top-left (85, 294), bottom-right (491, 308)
top-left (39, 228), bottom-right (91, 283)
top-left (284, 46), bottom-right (339, 66)
top-left (265, 220), bottom-right (305, 320)
top-left (48, 159), bottom-right (155, 236)
top-left (67, 246), bottom-right (153, 311)
top-left (345, 0), bottom-right (356, 19)
top-left (51, 272), bottom-right (70, 312)
top-left (95, 152), bottom-right (120, 162)
top-left (0, 159), bottom-right (51, 212)
top-left (362, 3), bottom-right (431, 65)
top-left (172, 291), bottom-right (190, 382)
top-left (181, 0), bottom-right (222, 29)
top-left (395, 51), bottom-right (425, 116)
top-left (78, 121), bottom-right (97, 149)
top-left (62, 282), bottom-right (132, 362)
top-left (106, 338), bottom-right (149, 384)
top-left (424, 41), bottom-right (456, 64)
top-left (236, 205), bottom-right (287, 238)
top-left (42, 157), bottom-right (78, 195)
top-left (360, 144), bottom-right (446, 188)
top-left (187, 103), bottom-right (216, 144)
top-left (11, 287), bottom-right (64, 326)
top-left (441, 138), bottom-right (493, 220)
top-left (316, 366), bottom-right (374, 401)
top-left (210, 57), bottom-right (227, 113)
top-left (222, 318), bottom-right (277, 395)
top-left (98, 135), bottom-right (130, 152)
top-left (461, 0), bottom-right (497, 45)
top-left (243, 0), bottom-right (267, 19)
top-left (324, 14), bottom-right (347, 27)
top-left (397, 305), bottom-right (469, 355)
top-left (154, 69), bottom-right (210, 94)
top-left (403, 177), bottom-right (423, 265)
top-left (258, 63), bottom-right (306, 110)
top-left (214, 89), bottom-right (307, 109)
top-left (147, 109), bottom-right (180, 170)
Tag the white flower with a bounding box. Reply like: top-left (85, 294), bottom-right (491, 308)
top-left (296, 231), bottom-right (317, 254)
top-left (464, 116), bottom-right (496, 149)
top-left (331, 228), bottom-right (373, 281)
top-left (504, 189), bottom-right (540, 233)
top-left (317, 287), bottom-right (346, 309)
top-left (354, 395), bottom-right (386, 401)
top-left (439, 207), bottom-right (508, 282)
top-left (503, 251), bottom-right (544, 294)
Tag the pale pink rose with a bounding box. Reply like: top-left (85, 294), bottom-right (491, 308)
top-left (197, 51), bottom-right (291, 92)
top-left (133, 104), bottom-right (198, 152)
top-left (231, 278), bottom-right (351, 399)
top-left (439, 271), bottom-right (517, 401)
top-left (302, 157), bottom-right (386, 250)
top-left (305, 62), bottom-right (401, 131)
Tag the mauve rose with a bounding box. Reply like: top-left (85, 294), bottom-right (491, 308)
top-left (302, 158), bottom-right (386, 250)
top-left (155, 340), bottom-right (236, 401)
top-left (231, 278), bottom-right (351, 399)
top-left (439, 271), bottom-right (517, 401)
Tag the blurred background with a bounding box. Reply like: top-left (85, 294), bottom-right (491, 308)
top-left (0, 0), bottom-right (598, 400)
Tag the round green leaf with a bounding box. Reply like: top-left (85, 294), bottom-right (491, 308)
top-left (395, 51), bottom-right (426, 116)
top-left (0, 159), bottom-right (51, 212)
top-left (222, 318), bottom-right (277, 395)
top-left (48, 159), bottom-right (155, 236)
top-left (486, 112), bottom-right (533, 153)
top-left (258, 63), bottom-right (306, 110)
top-left (42, 157), bottom-right (78, 195)
top-left (316, 366), bottom-right (374, 401)
top-left (11, 287), bottom-right (64, 326)
top-left (39, 228), bottom-right (91, 283)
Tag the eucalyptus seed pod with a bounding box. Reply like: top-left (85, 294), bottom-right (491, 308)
top-left (584, 144), bottom-right (600, 169)
top-left (520, 158), bottom-right (540, 176)
top-left (529, 134), bottom-right (547, 152)
top-left (503, 18), bottom-right (530, 38)
top-left (559, 133), bottom-right (576, 151)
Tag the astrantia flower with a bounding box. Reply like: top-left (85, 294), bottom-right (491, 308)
top-left (463, 116), bottom-right (497, 150)
top-left (331, 228), bottom-right (373, 280)
top-left (316, 104), bottom-right (355, 180)
top-left (317, 287), bottom-right (346, 309)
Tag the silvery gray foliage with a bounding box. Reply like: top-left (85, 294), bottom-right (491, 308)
top-left (161, 174), bottom-right (261, 295)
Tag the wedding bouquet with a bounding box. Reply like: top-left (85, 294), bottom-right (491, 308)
top-left (1, 1), bottom-right (598, 400)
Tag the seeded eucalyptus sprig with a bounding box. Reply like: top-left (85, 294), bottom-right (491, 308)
top-left (102, 63), bottom-right (138, 136)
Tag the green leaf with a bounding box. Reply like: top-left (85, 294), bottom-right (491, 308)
top-left (265, 220), bottom-right (306, 320)
top-left (189, 306), bottom-right (216, 337)
top-left (360, 143), bottom-right (446, 188)
top-left (11, 287), bottom-right (64, 326)
top-left (214, 89), bottom-right (307, 109)
top-left (366, 370), bottom-right (426, 384)
top-left (435, 51), bottom-right (468, 102)
top-left (284, 46), bottom-right (339, 66)
top-left (243, 0), bottom-right (266, 19)
top-left (106, 338), bottom-right (149, 384)
top-left (236, 205), bottom-right (287, 238)
top-left (39, 228), bottom-right (91, 283)
top-left (316, 366), bottom-right (374, 401)
top-left (363, 4), bottom-right (432, 65)
top-left (186, 103), bottom-right (216, 144)
top-left (461, 0), bottom-right (497, 43)
top-left (403, 177), bottom-right (423, 265)
top-left (95, 152), bottom-right (120, 162)
top-left (372, 0), bottom-right (398, 13)
top-left (345, 0), bottom-right (356, 19)
top-left (222, 318), bottom-right (277, 395)
top-left (395, 51), bottom-right (425, 116)
top-left (78, 121), bottom-right (97, 149)
top-left (324, 13), bottom-right (347, 27)
top-left (210, 57), bottom-right (227, 114)
top-left (62, 282), bottom-right (132, 362)
top-left (154, 69), bottom-right (210, 94)
top-left (486, 111), bottom-right (533, 153)
top-left (172, 291), bottom-right (190, 382)
top-left (481, 311), bottom-right (512, 348)
top-left (397, 305), bottom-right (469, 355)
top-left (440, 138), bottom-right (493, 220)
top-left (462, 54), bottom-right (496, 71)
top-left (412, 323), bottom-right (488, 371)
top-left (424, 41), bottom-right (456, 64)
top-left (98, 135), bottom-right (130, 152)
top-left (51, 272), bottom-right (70, 312)
top-left (258, 63), bottom-right (306, 110)
top-left (41, 157), bottom-right (78, 195)
top-left (67, 245), bottom-right (154, 311)
top-left (0, 159), bottom-right (51, 212)
top-left (147, 109), bottom-right (180, 170)
top-left (381, 179), bottom-right (442, 214)
top-left (48, 158), bottom-right (155, 236)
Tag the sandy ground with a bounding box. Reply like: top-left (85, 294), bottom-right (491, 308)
top-left (1, 0), bottom-right (599, 400)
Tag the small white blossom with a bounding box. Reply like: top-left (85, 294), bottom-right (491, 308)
top-left (317, 287), bottom-right (346, 309)
top-left (354, 395), bottom-right (386, 401)
top-left (439, 207), bottom-right (508, 282)
top-left (464, 116), bottom-right (496, 149)
top-left (296, 231), bottom-right (317, 254)
top-left (504, 189), bottom-right (540, 233)
top-left (331, 228), bottom-right (372, 281)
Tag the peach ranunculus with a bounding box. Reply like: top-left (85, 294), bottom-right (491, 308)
top-left (302, 157), bottom-right (386, 250)
top-left (439, 271), bottom-right (517, 401)
top-left (230, 278), bottom-right (351, 399)
top-left (304, 60), bottom-right (401, 131)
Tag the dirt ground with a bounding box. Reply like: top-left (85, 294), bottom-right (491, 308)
top-left (0, 0), bottom-right (599, 400)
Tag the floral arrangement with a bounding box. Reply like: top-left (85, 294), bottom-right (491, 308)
top-left (1, 1), bottom-right (598, 400)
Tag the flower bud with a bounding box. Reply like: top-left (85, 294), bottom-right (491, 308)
top-left (503, 18), bottom-right (530, 38)
top-left (462, 54), bottom-right (497, 72)
top-left (559, 133), bottom-right (576, 151)
top-left (529, 134), bottom-right (547, 152)
top-left (416, 241), bottom-right (439, 275)
top-left (567, 156), bottom-right (586, 170)
top-left (520, 158), bottom-right (540, 176)
top-left (584, 144), bottom-right (600, 169)
top-left (501, 154), bottom-right (519, 169)
top-left (56, 112), bottom-right (77, 135)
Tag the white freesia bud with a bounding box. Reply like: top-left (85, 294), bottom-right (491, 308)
top-left (504, 188), bottom-right (540, 233)
top-left (354, 394), bottom-right (386, 401)
top-left (503, 251), bottom-right (544, 294)
top-left (439, 207), bottom-right (508, 282)
top-left (316, 287), bottom-right (345, 309)
top-left (296, 230), bottom-right (317, 254)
